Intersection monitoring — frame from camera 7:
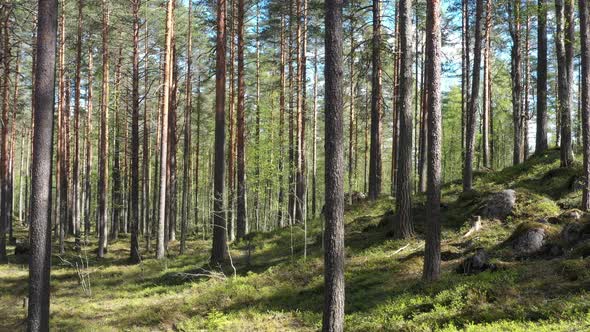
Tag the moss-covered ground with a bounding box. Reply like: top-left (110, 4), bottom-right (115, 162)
top-left (2, 148), bottom-right (590, 331)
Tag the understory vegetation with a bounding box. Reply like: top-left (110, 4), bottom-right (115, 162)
top-left (2, 149), bottom-right (590, 331)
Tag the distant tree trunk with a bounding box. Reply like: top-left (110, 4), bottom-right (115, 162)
top-left (130, 0), bottom-right (141, 263)
top-left (394, 0), bottom-right (414, 239)
top-left (236, 0), bottom-right (247, 240)
top-left (368, 0), bottom-right (382, 200)
top-left (194, 74), bottom-right (201, 234)
top-left (72, 0), bottom-right (83, 249)
top-left (0, 8), bottom-right (10, 262)
top-left (423, 0), bottom-right (442, 282)
top-left (509, 0), bottom-right (523, 165)
top-left (157, 0), bottom-right (174, 259)
top-left (57, 4), bottom-right (67, 253)
top-left (142, 8), bottom-right (150, 247)
top-left (312, 46), bottom-right (318, 217)
top-left (212, 0), bottom-right (229, 262)
top-left (295, 0), bottom-right (308, 223)
top-left (581, 0), bottom-right (590, 210)
top-left (348, 0), bottom-right (356, 202)
top-left (278, 15), bottom-right (286, 228)
top-left (461, 0), bottom-right (470, 160)
top-left (84, 47), bottom-right (93, 238)
top-left (98, 0), bottom-right (110, 258)
top-left (28, 0), bottom-right (57, 327)
top-left (555, 0), bottom-right (575, 166)
top-left (167, 41), bottom-right (178, 245)
top-left (463, 0), bottom-right (484, 191)
top-left (180, 0), bottom-right (192, 254)
top-left (254, 2), bottom-right (261, 230)
top-left (323, 0), bottom-right (345, 330)
top-left (228, 0), bottom-right (236, 241)
top-left (111, 50), bottom-right (123, 241)
top-left (482, 0), bottom-right (492, 168)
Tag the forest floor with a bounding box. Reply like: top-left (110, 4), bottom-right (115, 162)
top-left (3, 148), bottom-right (590, 331)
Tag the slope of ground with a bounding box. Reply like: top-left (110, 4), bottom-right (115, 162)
top-left (2, 149), bottom-right (590, 331)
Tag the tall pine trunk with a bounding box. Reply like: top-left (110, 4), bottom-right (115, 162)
top-left (28, 0), bottom-right (57, 327)
top-left (368, 0), bottom-right (382, 200)
top-left (323, 0), bottom-right (345, 329)
top-left (212, 0), bottom-right (229, 262)
top-left (423, 0), bottom-right (442, 282)
top-left (394, 0), bottom-right (414, 239)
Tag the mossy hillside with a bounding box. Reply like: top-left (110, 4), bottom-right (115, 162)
top-left (1, 150), bottom-right (590, 331)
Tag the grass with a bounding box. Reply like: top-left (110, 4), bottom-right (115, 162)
top-left (2, 149), bottom-right (590, 331)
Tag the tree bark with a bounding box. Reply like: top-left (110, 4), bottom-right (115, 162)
top-left (27, 0), bottom-right (57, 327)
top-left (509, 0), bottom-right (523, 165)
top-left (463, 0), bottom-right (484, 191)
top-left (423, 0), bottom-right (442, 282)
top-left (157, 0), bottom-right (174, 259)
top-left (236, 0), bottom-right (247, 240)
top-left (98, 0), bottom-right (110, 258)
top-left (556, 0), bottom-right (575, 166)
top-left (580, 0), bottom-right (590, 210)
top-left (180, 0), bottom-right (193, 254)
top-left (212, 0), bottom-right (229, 262)
top-left (130, 0), bottom-right (141, 263)
top-left (368, 0), bottom-right (382, 200)
top-left (394, 0), bottom-right (414, 239)
top-left (323, 0), bottom-right (345, 330)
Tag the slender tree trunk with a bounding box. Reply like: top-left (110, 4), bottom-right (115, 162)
top-left (84, 47), bottom-right (93, 238)
top-left (111, 50), bottom-right (123, 241)
top-left (556, 0), bottom-right (575, 166)
top-left (348, 0), bottom-right (356, 202)
top-left (482, 0), bottom-right (492, 168)
top-left (28, 0), bottom-right (57, 327)
top-left (323, 0), bottom-right (345, 329)
top-left (142, 6), bottom-right (150, 246)
top-left (180, 0), bottom-right (193, 254)
top-left (157, 0), bottom-right (174, 259)
top-left (0, 8), bottom-right (10, 262)
top-left (278, 15), bottom-right (286, 228)
top-left (98, 0), bottom-right (110, 258)
top-left (236, 0), bottom-right (247, 240)
top-left (129, 0), bottom-right (141, 263)
top-left (312, 46), bottom-right (318, 217)
top-left (73, 0), bottom-right (83, 249)
top-left (509, 1), bottom-right (523, 165)
top-left (368, 0), bottom-right (382, 200)
top-left (212, 0), bottom-right (229, 262)
top-left (227, 0), bottom-right (236, 241)
top-left (394, 0), bottom-right (414, 239)
top-left (580, 0), bottom-right (590, 210)
top-left (463, 0), bottom-right (484, 191)
top-left (254, 2), bottom-right (261, 231)
top-left (423, 0), bottom-right (442, 282)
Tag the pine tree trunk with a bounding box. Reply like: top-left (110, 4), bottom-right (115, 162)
top-left (212, 0), bottom-right (229, 263)
top-left (156, 0), bottom-right (174, 259)
top-left (28, 0), bottom-right (57, 327)
top-left (130, 0), bottom-right (141, 263)
top-left (323, 0), bottom-right (345, 329)
top-left (556, 0), bottom-right (575, 166)
top-left (395, 0), bottom-right (414, 238)
top-left (510, 1), bottom-right (523, 165)
top-left (423, 0), bottom-right (442, 282)
top-left (98, 0), bottom-right (110, 258)
top-left (580, 0), bottom-right (590, 210)
top-left (84, 47), bottom-right (93, 239)
top-left (463, 0), bottom-right (484, 191)
top-left (368, 0), bottom-right (382, 200)
top-left (236, 0), bottom-right (247, 240)
top-left (180, 0), bottom-right (192, 254)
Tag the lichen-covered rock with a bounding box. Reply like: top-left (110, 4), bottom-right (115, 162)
top-left (512, 227), bottom-right (546, 254)
top-left (457, 248), bottom-right (496, 275)
top-left (561, 222), bottom-right (590, 245)
top-left (560, 209), bottom-right (583, 221)
top-left (481, 189), bottom-right (516, 220)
